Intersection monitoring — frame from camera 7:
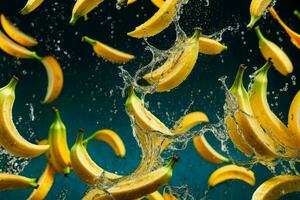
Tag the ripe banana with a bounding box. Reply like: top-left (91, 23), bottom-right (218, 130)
top-left (82, 156), bottom-right (178, 200)
top-left (226, 65), bottom-right (280, 160)
top-left (0, 173), bottom-right (38, 191)
top-left (0, 15), bottom-right (37, 47)
top-left (70, 0), bottom-right (104, 25)
top-left (163, 193), bottom-right (177, 200)
top-left (143, 28), bottom-right (200, 92)
top-left (252, 175), bottom-right (300, 200)
top-left (294, 10), bottom-right (300, 20)
top-left (255, 26), bottom-right (293, 76)
top-left (249, 61), bottom-right (299, 157)
top-left (247, 0), bottom-right (272, 28)
top-left (288, 91), bottom-right (300, 142)
top-left (0, 30), bottom-right (41, 59)
top-left (208, 164), bottom-right (255, 187)
top-left (127, 0), bottom-right (177, 38)
top-left (83, 129), bottom-right (126, 158)
top-left (46, 107), bottom-right (71, 176)
top-left (41, 56), bottom-right (64, 104)
top-left (82, 36), bottom-right (135, 64)
top-left (0, 77), bottom-right (49, 157)
top-left (20, 0), bottom-right (46, 15)
top-left (269, 7), bottom-right (300, 49)
top-left (27, 163), bottom-right (56, 200)
top-left (199, 37), bottom-right (227, 55)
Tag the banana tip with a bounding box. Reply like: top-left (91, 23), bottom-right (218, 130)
top-left (12, 75), bottom-right (19, 81)
top-left (52, 106), bottom-right (58, 113)
top-left (172, 155), bottom-right (179, 162)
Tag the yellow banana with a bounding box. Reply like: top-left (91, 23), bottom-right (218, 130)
top-left (148, 191), bottom-right (164, 200)
top-left (0, 30), bottom-right (41, 59)
top-left (70, 0), bottom-right (104, 25)
top-left (0, 173), bottom-right (38, 191)
top-left (247, 0), bottom-right (272, 28)
top-left (83, 129), bottom-right (126, 158)
top-left (163, 193), bottom-right (177, 200)
top-left (20, 0), bottom-right (46, 15)
top-left (208, 164), bottom-right (255, 187)
top-left (0, 15), bottom-right (37, 47)
top-left (255, 26), bottom-right (293, 76)
top-left (127, 0), bottom-right (177, 38)
top-left (143, 28), bottom-right (200, 92)
top-left (288, 91), bottom-right (300, 143)
top-left (252, 175), bottom-right (300, 200)
top-left (82, 36), bottom-right (135, 64)
top-left (27, 164), bottom-right (56, 200)
top-left (269, 7), bottom-right (300, 49)
top-left (0, 77), bottom-right (49, 157)
top-left (294, 10), bottom-right (300, 20)
top-left (82, 156), bottom-right (178, 200)
top-left (199, 37), bottom-right (227, 55)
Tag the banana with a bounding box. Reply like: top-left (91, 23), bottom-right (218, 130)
top-left (255, 26), bottom-right (293, 76)
top-left (148, 191), bottom-right (164, 200)
top-left (0, 15), bottom-right (37, 47)
top-left (226, 65), bottom-right (280, 160)
top-left (199, 37), bottom-right (227, 55)
top-left (163, 193), bottom-right (177, 200)
top-left (247, 0), bottom-right (272, 28)
top-left (82, 156), bottom-right (178, 200)
top-left (269, 7), bottom-right (300, 49)
top-left (143, 28), bottom-right (200, 92)
top-left (70, 0), bottom-right (104, 25)
top-left (83, 129), bottom-right (126, 158)
top-left (294, 10), bottom-right (300, 20)
top-left (208, 164), bottom-right (255, 187)
top-left (40, 56), bottom-right (64, 104)
top-left (0, 76), bottom-right (49, 157)
top-left (150, 0), bottom-right (165, 8)
top-left (288, 91), bottom-right (300, 142)
top-left (0, 173), bottom-right (38, 191)
top-left (252, 175), bottom-right (300, 200)
top-left (127, 0), bottom-right (177, 38)
top-left (27, 164), bottom-right (56, 200)
top-left (0, 30), bottom-right (41, 59)
top-left (20, 0), bottom-right (46, 15)
top-left (82, 36), bottom-right (135, 64)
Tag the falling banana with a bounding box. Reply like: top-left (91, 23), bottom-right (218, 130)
top-left (143, 28), bottom-right (200, 92)
top-left (269, 7), bottom-right (300, 49)
top-left (252, 175), bottom-right (300, 200)
top-left (255, 26), bottom-right (293, 76)
top-left (82, 36), bottom-right (135, 64)
top-left (127, 0), bottom-right (177, 38)
top-left (83, 129), bottom-right (126, 158)
top-left (199, 37), bottom-right (228, 55)
top-left (288, 91), bottom-right (300, 142)
top-left (0, 77), bottom-right (49, 157)
top-left (247, 0), bottom-right (272, 28)
top-left (0, 173), bottom-right (38, 191)
top-left (0, 15), bottom-right (38, 47)
top-left (163, 193), bottom-right (177, 200)
top-left (20, 0), bottom-right (46, 15)
top-left (208, 164), bottom-right (255, 187)
top-left (82, 156), bottom-right (178, 200)
top-left (249, 61), bottom-right (299, 157)
top-left (27, 164), bottom-right (56, 200)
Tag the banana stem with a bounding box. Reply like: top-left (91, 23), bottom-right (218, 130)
top-left (82, 36), bottom-right (96, 45)
top-left (52, 107), bottom-right (62, 122)
top-left (7, 76), bottom-right (19, 90)
top-left (32, 52), bottom-right (42, 61)
top-left (247, 16), bottom-right (260, 29)
top-left (29, 179), bottom-right (39, 189)
top-left (19, 7), bottom-right (29, 15)
top-left (167, 155), bottom-right (179, 168)
top-left (192, 27), bottom-right (202, 39)
top-left (76, 129), bottom-right (85, 144)
top-left (255, 26), bottom-right (265, 41)
top-left (69, 14), bottom-right (81, 25)
top-left (294, 10), bottom-right (300, 19)
top-left (256, 60), bottom-right (272, 76)
top-left (231, 64), bottom-right (246, 90)
top-left (125, 86), bottom-right (135, 98)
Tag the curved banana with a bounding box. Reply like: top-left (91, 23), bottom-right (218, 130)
top-left (0, 30), bottom-right (41, 59)
top-left (70, 0), bottom-right (104, 25)
top-left (82, 156), bottom-right (178, 200)
top-left (47, 107), bottom-right (71, 176)
top-left (27, 164), bottom-right (56, 200)
top-left (226, 65), bottom-right (280, 160)
top-left (0, 15), bottom-right (37, 47)
top-left (0, 173), bottom-right (38, 191)
top-left (288, 91), bottom-right (300, 142)
top-left (294, 10), bottom-right (300, 20)
top-left (247, 0), bottom-right (272, 28)
top-left (0, 77), bottom-right (49, 157)
top-left (127, 0), bottom-right (177, 38)
top-left (40, 56), bottom-right (64, 104)
top-left (252, 175), bottom-right (300, 200)
top-left (199, 37), bottom-right (227, 55)
top-left (82, 36), bottom-right (135, 64)
top-left (83, 129), bottom-right (126, 158)
top-left (148, 191), bottom-right (164, 200)
top-left (249, 61), bottom-right (299, 157)
top-left (143, 28), bottom-right (200, 92)
top-left (269, 7), bottom-right (300, 49)
top-left (208, 164), bottom-right (255, 187)
top-left (163, 193), bottom-right (177, 200)
top-left (20, 0), bottom-right (46, 15)
top-left (255, 26), bottom-right (293, 76)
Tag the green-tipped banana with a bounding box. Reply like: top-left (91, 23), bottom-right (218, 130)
top-left (247, 0), bottom-right (272, 28)
top-left (0, 173), bottom-right (38, 191)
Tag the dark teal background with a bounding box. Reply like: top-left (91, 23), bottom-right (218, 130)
top-left (0, 0), bottom-right (299, 199)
